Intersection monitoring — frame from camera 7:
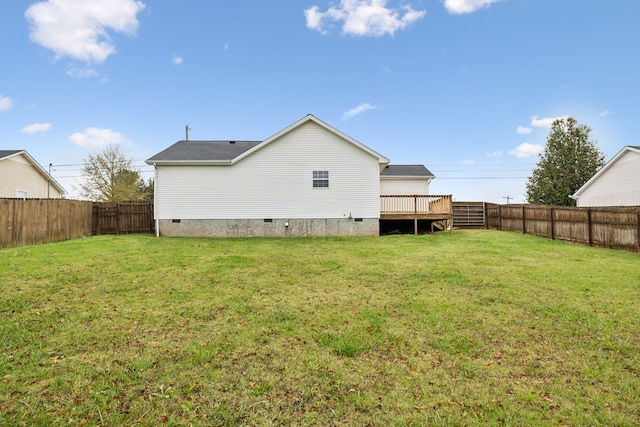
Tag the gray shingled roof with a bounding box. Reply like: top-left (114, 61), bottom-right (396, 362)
top-left (0, 150), bottom-right (23, 159)
top-left (147, 140), bottom-right (262, 162)
top-left (380, 164), bottom-right (435, 178)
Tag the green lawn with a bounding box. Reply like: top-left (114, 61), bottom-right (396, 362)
top-left (1, 231), bottom-right (639, 426)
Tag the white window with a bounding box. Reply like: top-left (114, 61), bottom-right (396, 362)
top-left (313, 170), bottom-right (329, 188)
top-left (16, 190), bottom-right (28, 199)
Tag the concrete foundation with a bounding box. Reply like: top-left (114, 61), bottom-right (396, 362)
top-left (157, 218), bottom-right (379, 237)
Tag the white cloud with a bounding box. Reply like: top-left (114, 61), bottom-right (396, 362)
top-left (172, 55), bottom-right (183, 65)
top-left (0, 95), bottom-right (12, 112)
top-left (462, 159), bottom-right (476, 165)
top-left (509, 142), bottom-right (544, 158)
top-left (600, 109), bottom-right (613, 116)
top-left (485, 150), bottom-right (503, 158)
top-left (443, 0), bottom-right (500, 14)
top-left (531, 115), bottom-right (568, 128)
top-left (69, 127), bottom-right (131, 149)
top-left (66, 65), bottom-right (100, 79)
top-left (21, 122), bottom-right (52, 134)
top-left (305, 0), bottom-right (426, 37)
top-left (25, 0), bottom-right (146, 64)
top-left (516, 126), bottom-right (532, 135)
top-left (342, 103), bottom-right (378, 120)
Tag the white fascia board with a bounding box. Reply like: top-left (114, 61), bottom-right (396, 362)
top-left (146, 160), bottom-right (232, 166)
top-left (232, 114), bottom-right (390, 166)
top-left (381, 176), bottom-right (434, 180)
top-left (7, 150), bottom-right (67, 194)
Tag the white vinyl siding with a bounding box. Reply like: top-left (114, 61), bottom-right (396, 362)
top-left (575, 150), bottom-right (640, 207)
top-left (380, 178), bottom-right (430, 195)
top-left (0, 155), bottom-right (62, 198)
top-left (154, 121), bottom-right (381, 219)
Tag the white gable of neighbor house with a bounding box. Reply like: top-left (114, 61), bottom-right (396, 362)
top-left (154, 120), bottom-right (383, 219)
top-left (0, 152), bottom-right (63, 198)
top-left (573, 148), bottom-right (640, 207)
top-left (380, 177), bottom-right (430, 195)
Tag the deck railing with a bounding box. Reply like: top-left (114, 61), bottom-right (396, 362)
top-left (380, 194), bottom-right (453, 216)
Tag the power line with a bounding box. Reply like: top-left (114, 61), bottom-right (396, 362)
top-left (436, 176), bottom-right (529, 180)
top-left (433, 169), bottom-right (533, 172)
top-left (426, 163), bottom-right (537, 167)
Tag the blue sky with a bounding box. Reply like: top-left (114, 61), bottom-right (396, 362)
top-left (1, 0), bottom-right (638, 203)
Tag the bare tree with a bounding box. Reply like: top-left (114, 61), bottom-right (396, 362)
top-left (79, 145), bottom-right (149, 202)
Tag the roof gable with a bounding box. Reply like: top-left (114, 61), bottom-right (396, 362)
top-left (572, 145), bottom-right (640, 198)
top-left (0, 150), bottom-right (66, 194)
top-left (146, 115), bottom-right (389, 166)
top-left (234, 114), bottom-right (389, 165)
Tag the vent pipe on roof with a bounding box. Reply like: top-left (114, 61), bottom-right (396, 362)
top-left (185, 125), bottom-right (190, 141)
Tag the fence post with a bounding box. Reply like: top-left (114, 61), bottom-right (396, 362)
top-left (483, 202), bottom-right (487, 229)
top-left (550, 207), bottom-right (555, 240)
top-left (522, 205), bottom-right (526, 234)
top-left (587, 208), bottom-right (593, 247)
top-left (116, 203), bottom-right (121, 235)
top-left (498, 205), bottom-right (502, 230)
top-left (637, 211), bottom-right (640, 252)
top-left (449, 196), bottom-right (453, 234)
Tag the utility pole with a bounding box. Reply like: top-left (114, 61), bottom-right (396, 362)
top-left (48, 163), bottom-right (52, 199)
top-left (502, 195), bottom-right (513, 204)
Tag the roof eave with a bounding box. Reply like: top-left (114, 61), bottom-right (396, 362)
top-left (146, 160), bottom-right (233, 166)
top-left (381, 175), bottom-right (435, 180)
top-left (233, 114), bottom-right (390, 164)
top-left (572, 145), bottom-right (640, 198)
top-left (5, 150), bottom-right (67, 194)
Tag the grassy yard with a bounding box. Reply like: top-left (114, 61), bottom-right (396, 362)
top-left (1, 230), bottom-right (639, 426)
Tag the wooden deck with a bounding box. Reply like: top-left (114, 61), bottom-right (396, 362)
top-left (380, 194), bottom-right (453, 234)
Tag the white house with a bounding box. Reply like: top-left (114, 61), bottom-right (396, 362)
top-left (147, 115), bottom-right (441, 237)
top-left (0, 150), bottom-right (65, 199)
top-left (571, 146), bottom-right (640, 207)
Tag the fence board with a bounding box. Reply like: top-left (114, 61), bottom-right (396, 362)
top-left (0, 199), bottom-right (93, 249)
top-left (93, 201), bottom-right (154, 235)
top-left (452, 202), bottom-right (486, 229)
top-left (486, 203), bottom-right (640, 253)
top-left (1, 199), bottom-right (155, 249)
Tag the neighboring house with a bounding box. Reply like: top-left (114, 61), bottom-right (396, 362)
top-left (0, 150), bottom-right (65, 199)
top-left (571, 146), bottom-right (640, 207)
top-left (147, 114), bottom-right (442, 237)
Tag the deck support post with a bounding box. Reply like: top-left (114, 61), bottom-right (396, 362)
top-left (414, 218), bottom-right (418, 235)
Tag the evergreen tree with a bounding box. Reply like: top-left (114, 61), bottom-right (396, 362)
top-left (526, 117), bottom-right (605, 206)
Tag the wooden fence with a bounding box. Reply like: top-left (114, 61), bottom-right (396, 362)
top-left (93, 201), bottom-right (154, 235)
top-left (0, 199), bottom-right (155, 249)
top-left (0, 199), bottom-right (93, 249)
top-left (452, 201), bottom-right (486, 229)
top-left (486, 203), bottom-right (640, 252)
